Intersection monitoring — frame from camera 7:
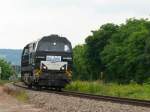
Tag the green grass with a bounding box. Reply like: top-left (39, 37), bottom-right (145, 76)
top-left (15, 90), bottom-right (29, 102)
top-left (0, 80), bottom-right (11, 85)
top-left (0, 79), bottom-right (28, 102)
top-left (65, 81), bottom-right (150, 100)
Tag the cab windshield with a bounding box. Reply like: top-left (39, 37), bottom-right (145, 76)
top-left (37, 41), bottom-right (71, 52)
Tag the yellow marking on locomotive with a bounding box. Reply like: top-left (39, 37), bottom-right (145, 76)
top-left (34, 69), bottom-right (42, 77)
top-left (65, 70), bottom-right (72, 78)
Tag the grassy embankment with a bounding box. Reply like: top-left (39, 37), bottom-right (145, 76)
top-left (65, 81), bottom-right (150, 100)
top-left (0, 80), bottom-right (28, 102)
top-left (0, 80), bottom-right (11, 85)
top-left (5, 88), bottom-right (29, 102)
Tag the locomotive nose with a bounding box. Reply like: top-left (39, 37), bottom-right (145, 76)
top-left (40, 60), bottom-right (68, 71)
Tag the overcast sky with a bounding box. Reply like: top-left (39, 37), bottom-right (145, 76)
top-left (0, 0), bottom-right (150, 49)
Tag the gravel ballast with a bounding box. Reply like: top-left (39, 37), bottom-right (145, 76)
top-left (4, 83), bottom-right (150, 112)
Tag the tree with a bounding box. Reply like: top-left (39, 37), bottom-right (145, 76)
top-left (102, 18), bottom-right (150, 83)
top-left (73, 45), bottom-right (90, 80)
top-left (85, 23), bottom-right (118, 80)
top-left (73, 18), bottom-right (150, 84)
top-left (0, 59), bottom-right (13, 80)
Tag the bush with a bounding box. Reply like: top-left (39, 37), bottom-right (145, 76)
top-left (0, 59), bottom-right (14, 80)
top-left (65, 81), bottom-right (150, 100)
top-left (66, 81), bottom-right (103, 94)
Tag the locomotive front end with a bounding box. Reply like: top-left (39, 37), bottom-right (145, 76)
top-left (37, 55), bottom-right (72, 87)
top-left (34, 35), bottom-right (73, 88)
top-left (21, 35), bottom-right (73, 89)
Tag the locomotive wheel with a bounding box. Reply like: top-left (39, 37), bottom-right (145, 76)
top-left (35, 85), bottom-right (42, 91)
top-left (56, 87), bottom-right (62, 91)
top-left (27, 84), bottom-right (32, 89)
top-left (58, 88), bottom-right (62, 92)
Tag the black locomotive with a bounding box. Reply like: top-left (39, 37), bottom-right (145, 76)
top-left (21, 35), bottom-right (72, 89)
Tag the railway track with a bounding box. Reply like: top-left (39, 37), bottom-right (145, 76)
top-left (13, 82), bottom-right (150, 107)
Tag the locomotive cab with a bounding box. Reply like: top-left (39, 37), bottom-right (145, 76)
top-left (21, 35), bottom-right (73, 89)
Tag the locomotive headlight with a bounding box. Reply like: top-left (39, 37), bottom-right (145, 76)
top-left (41, 63), bottom-right (47, 70)
top-left (43, 66), bottom-right (47, 69)
top-left (61, 67), bottom-right (65, 70)
top-left (53, 42), bottom-right (56, 46)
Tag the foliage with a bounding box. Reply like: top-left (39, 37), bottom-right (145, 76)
top-left (102, 18), bottom-right (150, 83)
top-left (73, 18), bottom-right (150, 83)
top-left (0, 80), bottom-right (11, 85)
top-left (73, 45), bottom-right (89, 80)
top-left (85, 23), bottom-right (119, 80)
top-left (65, 81), bottom-right (150, 100)
top-left (15, 90), bottom-right (29, 102)
top-left (0, 59), bottom-right (14, 80)
top-left (66, 80), bottom-right (103, 93)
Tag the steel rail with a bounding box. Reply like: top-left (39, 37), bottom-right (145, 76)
top-left (13, 82), bottom-right (150, 107)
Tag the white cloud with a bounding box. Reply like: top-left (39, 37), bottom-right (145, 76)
top-left (0, 0), bottom-right (150, 49)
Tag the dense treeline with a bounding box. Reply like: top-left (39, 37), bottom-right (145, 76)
top-left (73, 18), bottom-right (150, 84)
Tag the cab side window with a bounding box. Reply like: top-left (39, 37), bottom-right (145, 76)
top-left (22, 46), bottom-right (30, 65)
top-left (33, 43), bottom-right (36, 51)
top-left (23, 48), bottom-right (29, 56)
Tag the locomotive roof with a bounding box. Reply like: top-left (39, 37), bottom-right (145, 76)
top-left (40, 35), bottom-right (71, 44)
top-left (27, 34), bottom-right (71, 46)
